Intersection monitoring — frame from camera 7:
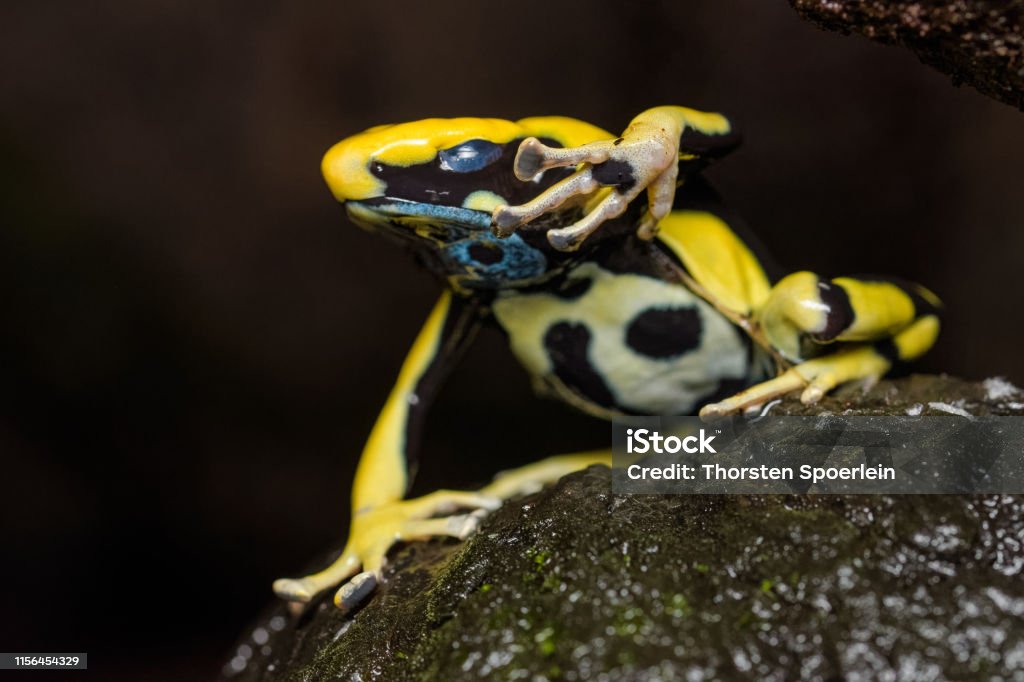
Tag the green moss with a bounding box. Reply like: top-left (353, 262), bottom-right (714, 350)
top-left (534, 626), bottom-right (557, 656)
top-left (668, 593), bottom-right (692, 619)
top-left (528, 548), bottom-right (551, 570)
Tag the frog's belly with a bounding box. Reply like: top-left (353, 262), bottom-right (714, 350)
top-left (492, 263), bottom-right (753, 416)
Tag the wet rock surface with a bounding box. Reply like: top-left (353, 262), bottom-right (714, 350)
top-left (222, 375), bottom-right (1024, 681)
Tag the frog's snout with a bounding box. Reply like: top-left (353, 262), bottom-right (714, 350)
top-left (321, 136), bottom-right (386, 204)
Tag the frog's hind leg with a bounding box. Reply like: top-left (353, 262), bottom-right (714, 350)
top-left (481, 450), bottom-right (611, 499)
top-left (699, 346), bottom-right (888, 418)
top-left (700, 273), bottom-right (941, 418)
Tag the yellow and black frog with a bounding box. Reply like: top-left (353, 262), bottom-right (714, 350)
top-left (273, 106), bottom-right (941, 612)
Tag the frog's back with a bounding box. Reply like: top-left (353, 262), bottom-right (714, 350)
top-left (492, 241), bottom-right (761, 418)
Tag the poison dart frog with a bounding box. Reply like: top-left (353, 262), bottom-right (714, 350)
top-left (273, 106), bottom-right (941, 611)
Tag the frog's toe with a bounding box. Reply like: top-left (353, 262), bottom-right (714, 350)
top-left (492, 169), bottom-right (599, 237)
top-left (700, 347), bottom-right (892, 419)
top-left (405, 489), bottom-right (501, 516)
top-left (800, 381), bottom-right (829, 405)
top-left (328, 511), bottom-right (491, 612)
top-left (273, 551), bottom-right (361, 604)
top-left (546, 189), bottom-right (633, 251)
top-left (334, 570), bottom-right (379, 612)
top-left (511, 137), bottom-right (553, 180)
top-left (496, 131), bottom-right (681, 250)
top-left (511, 136), bottom-right (614, 180)
top-left (272, 577), bottom-right (317, 602)
top-left (274, 491), bottom-right (502, 611)
top-left (699, 370), bottom-right (806, 419)
top-left (635, 212), bottom-right (660, 241)
top-left (405, 509), bottom-right (490, 540)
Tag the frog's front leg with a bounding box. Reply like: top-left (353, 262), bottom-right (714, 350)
top-left (700, 273), bottom-right (942, 417)
top-left (274, 489), bottom-right (500, 609)
top-left (272, 291), bottom-right (611, 611)
top-left (492, 106), bottom-right (735, 251)
top-left (276, 446), bottom-right (610, 610)
top-left (273, 291), bottom-right (497, 609)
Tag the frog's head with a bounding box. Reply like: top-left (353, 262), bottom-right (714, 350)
top-left (321, 117), bottom-right (599, 290)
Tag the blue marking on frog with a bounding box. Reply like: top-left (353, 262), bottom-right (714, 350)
top-left (445, 233), bottom-right (548, 288)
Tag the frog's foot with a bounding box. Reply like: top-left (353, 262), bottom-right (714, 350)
top-left (273, 452), bottom-right (611, 612)
top-left (480, 450), bottom-right (611, 499)
top-left (272, 489), bottom-right (500, 611)
top-left (699, 346), bottom-right (891, 419)
top-left (492, 124), bottom-right (680, 252)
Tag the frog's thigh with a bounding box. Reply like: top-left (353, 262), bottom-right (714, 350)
top-left (758, 272), bottom-right (940, 361)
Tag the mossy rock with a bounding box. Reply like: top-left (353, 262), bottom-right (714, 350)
top-left (222, 375), bottom-right (1024, 681)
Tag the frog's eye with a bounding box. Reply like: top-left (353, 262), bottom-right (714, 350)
top-left (438, 139), bottom-right (504, 173)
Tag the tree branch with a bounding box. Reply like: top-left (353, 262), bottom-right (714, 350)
top-left (789, 0), bottom-right (1024, 109)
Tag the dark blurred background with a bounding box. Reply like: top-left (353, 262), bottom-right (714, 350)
top-left (0, 0), bottom-right (1021, 679)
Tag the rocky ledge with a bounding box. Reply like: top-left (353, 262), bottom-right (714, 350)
top-left (222, 375), bottom-right (1024, 681)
